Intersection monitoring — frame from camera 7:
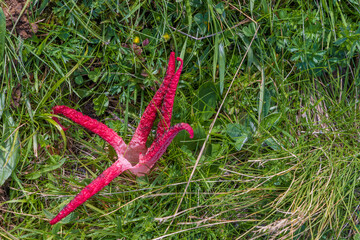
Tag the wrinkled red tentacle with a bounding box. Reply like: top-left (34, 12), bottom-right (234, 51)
top-left (127, 52), bottom-right (176, 150)
top-left (130, 123), bottom-right (193, 176)
top-left (50, 156), bottom-right (132, 225)
top-left (155, 57), bottom-right (183, 140)
top-left (52, 106), bottom-right (127, 155)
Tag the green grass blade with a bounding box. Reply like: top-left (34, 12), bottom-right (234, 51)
top-left (213, 35), bottom-right (219, 83)
top-left (185, 0), bottom-right (192, 32)
top-left (258, 68), bottom-right (265, 126)
top-left (0, 8), bottom-right (5, 65)
top-left (34, 47), bottom-right (88, 113)
top-left (218, 41), bottom-right (225, 95)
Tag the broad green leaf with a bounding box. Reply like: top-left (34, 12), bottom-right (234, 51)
top-left (243, 25), bottom-right (255, 37)
top-left (234, 135), bottom-right (248, 151)
top-left (226, 123), bottom-right (244, 140)
top-left (88, 69), bottom-right (101, 82)
top-left (93, 94), bottom-right (109, 116)
top-left (75, 75), bottom-right (84, 85)
top-left (0, 112), bottom-right (20, 186)
top-left (194, 13), bottom-right (203, 24)
top-left (227, 123), bottom-right (248, 151)
top-left (214, 3), bottom-right (225, 14)
top-left (261, 112), bottom-right (282, 130)
top-left (245, 115), bottom-right (257, 133)
top-left (263, 137), bottom-right (281, 151)
top-left (193, 13), bottom-right (206, 34)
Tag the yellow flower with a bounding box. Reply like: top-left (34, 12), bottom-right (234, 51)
top-left (133, 36), bottom-right (140, 44)
top-left (163, 33), bottom-right (171, 42)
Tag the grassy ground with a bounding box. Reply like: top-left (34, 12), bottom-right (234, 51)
top-left (1, 0), bottom-right (360, 239)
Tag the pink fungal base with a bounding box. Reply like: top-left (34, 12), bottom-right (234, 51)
top-left (49, 52), bottom-right (193, 225)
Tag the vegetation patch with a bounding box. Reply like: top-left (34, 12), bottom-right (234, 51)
top-left (1, 1), bottom-right (360, 239)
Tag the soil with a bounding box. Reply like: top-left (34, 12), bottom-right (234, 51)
top-left (0, 184), bottom-right (7, 203)
top-left (0, 182), bottom-right (9, 229)
top-left (2, 0), bottom-right (38, 39)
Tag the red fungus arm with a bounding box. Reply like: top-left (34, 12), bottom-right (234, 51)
top-left (155, 57), bottom-right (183, 139)
top-left (130, 123), bottom-right (193, 176)
top-left (52, 106), bottom-right (127, 155)
top-left (50, 156), bottom-right (132, 225)
top-left (127, 52), bottom-right (176, 150)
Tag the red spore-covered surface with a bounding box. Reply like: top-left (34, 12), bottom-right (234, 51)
top-left (49, 52), bottom-right (193, 225)
top-left (131, 123), bottom-right (193, 176)
top-left (53, 106), bottom-right (127, 155)
top-left (155, 57), bottom-right (183, 140)
top-left (49, 156), bottom-right (132, 225)
top-left (126, 52), bottom-right (176, 153)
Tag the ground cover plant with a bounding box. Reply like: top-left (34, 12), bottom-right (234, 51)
top-left (1, 0), bottom-right (360, 239)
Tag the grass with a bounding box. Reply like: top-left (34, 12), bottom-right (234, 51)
top-left (1, 0), bottom-right (360, 239)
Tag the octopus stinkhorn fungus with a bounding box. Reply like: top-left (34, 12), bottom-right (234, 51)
top-left (49, 52), bottom-right (193, 225)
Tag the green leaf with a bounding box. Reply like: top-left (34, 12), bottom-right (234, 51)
top-left (75, 75), bottom-right (84, 85)
top-left (193, 82), bottom-right (218, 120)
top-left (263, 138), bottom-right (281, 151)
top-left (194, 13), bottom-right (206, 34)
top-left (261, 112), bottom-right (282, 130)
top-left (234, 135), bottom-right (248, 151)
top-left (334, 37), bottom-right (347, 46)
top-left (226, 123), bottom-right (244, 140)
top-left (43, 209), bottom-right (55, 220)
top-left (93, 94), bottom-right (109, 116)
top-left (250, 0), bottom-right (255, 14)
top-left (243, 25), bottom-right (255, 37)
top-left (0, 112), bottom-right (20, 186)
top-left (227, 123), bottom-right (249, 150)
top-left (194, 13), bottom-right (203, 25)
top-left (214, 3), bottom-right (225, 14)
top-left (36, 33), bottom-right (51, 55)
top-left (88, 69), bottom-right (101, 82)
